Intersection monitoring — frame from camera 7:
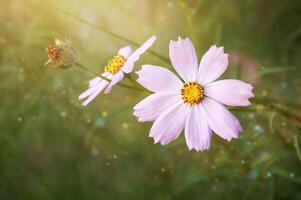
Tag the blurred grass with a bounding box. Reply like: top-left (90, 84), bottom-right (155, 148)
top-left (0, 0), bottom-right (301, 199)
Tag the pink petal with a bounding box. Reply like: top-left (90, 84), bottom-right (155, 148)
top-left (88, 72), bottom-right (110, 87)
top-left (118, 46), bottom-right (132, 58)
top-left (88, 77), bottom-right (101, 87)
top-left (185, 105), bottom-right (212, 152)
top-left (79, 73), bottom-right (111, 100)
top-left (197, 45), bottom-right (229, 85)
top-left (104, 71), bottom-right (124, 94)
top-left (133, 92), bottom-right (181, 122)
top-left (205, 79), bottom-right (254, 106)
top-left (169, 37), bottom-right (198, 82)
top-left (199, 98), bottom-right (242, 141)
top-left (122, 36), bottom-right (157, 73)
top-left (150, 102), bottom-right (189, 145)
top-left (136, 65), bottom-right (183, 93)
top-left (79, 84), bottom-right (101, 100)
top-left (81, 80), bottom-right (109, 106)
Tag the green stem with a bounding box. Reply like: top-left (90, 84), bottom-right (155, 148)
top-left (252, 97), bottom-right (301, 111)
top-left (251, 97), bottom-right (301, 126)
top-left (125, 74), bottom-right (136, 85)
top-left (178, 1), bottom-right (199, 50)
top-left (75, 63), bottom-right (110, 82)
top-left (272, 167), bottom-right (301, 184)
top-left (40, 0), bottom-right (169, 63)
top-left (293, 135), bottom-right (301, 162)
top-left (125, 74), bottom-right (148, 92)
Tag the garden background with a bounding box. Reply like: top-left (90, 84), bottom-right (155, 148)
top-left (0, 0), bottom-right (301, 199)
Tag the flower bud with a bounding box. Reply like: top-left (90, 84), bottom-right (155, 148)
top-left (45, 38), bottom-right (77, 69)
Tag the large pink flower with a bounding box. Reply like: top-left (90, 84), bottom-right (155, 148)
top-left (79, 36), bottom-right (157, 106)
top-left (134, 37), bottom-right (254, 151)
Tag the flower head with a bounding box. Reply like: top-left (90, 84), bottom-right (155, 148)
top-left (45, 38), bottom-right (77, 69)
top-left (79, 36), bottom-right (157, 106)
top-left (134, 37), bottom-right (254, 151)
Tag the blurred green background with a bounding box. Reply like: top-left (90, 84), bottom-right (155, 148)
top-left (1, 0), bottom-right (301, 199)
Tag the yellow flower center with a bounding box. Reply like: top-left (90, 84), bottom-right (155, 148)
top-left (104, 55), bottom-right (126, 74)
top-left (181, 82), bottom-right (204, 105)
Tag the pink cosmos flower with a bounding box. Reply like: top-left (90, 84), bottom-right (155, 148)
top-left (134, 37), bottom-right (254, 152)
top-left (79, 36), bottom-right (157, 106)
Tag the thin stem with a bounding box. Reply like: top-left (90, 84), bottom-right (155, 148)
top-left (125, 74), bottom-right (136, 85)
top-left (75, 63), bottom-right (110, 82)
top-left (272, 167), bottom-right (301, 184)
top-left (251, 97), bottom-right (301, 127)
top-left (293, 135), bottom-right (301, 162)
top-left (178, 1), bottom-right (199, 50)
top-left (118, 84), bottom-right (145, 91)
top-left (252, 97), bottom-right (301, 111)
top-left (125, 74), bottom-right (148, 92)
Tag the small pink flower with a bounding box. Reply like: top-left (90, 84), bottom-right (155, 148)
top-left (79, 36), bottom-right (157, 106)
top-left (134, 37), bottom-right (254, 151)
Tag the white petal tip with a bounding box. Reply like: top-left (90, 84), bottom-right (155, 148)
top-left (150, 35), bottom-right (157, 40)
top-left (177, 36), bottom-right (184, 40)
top-left (104, 88), bottom-right (111, 94)
top-left (187, 146), bottom-right (209, 152)
top-left (78, 93), bottom-right (87, 100)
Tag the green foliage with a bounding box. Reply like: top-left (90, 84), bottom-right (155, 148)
top-left (0, 0), bottom-right (301, 199)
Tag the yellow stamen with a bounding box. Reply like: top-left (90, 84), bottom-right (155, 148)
top-left (47, 45), bottom-right (62, 60)
top-left (181, 82), bottom-right (204, 105)
top-left (104, 55), bottom-right (126, 74)
top-left (45, 39), bottom-right (77, 69)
